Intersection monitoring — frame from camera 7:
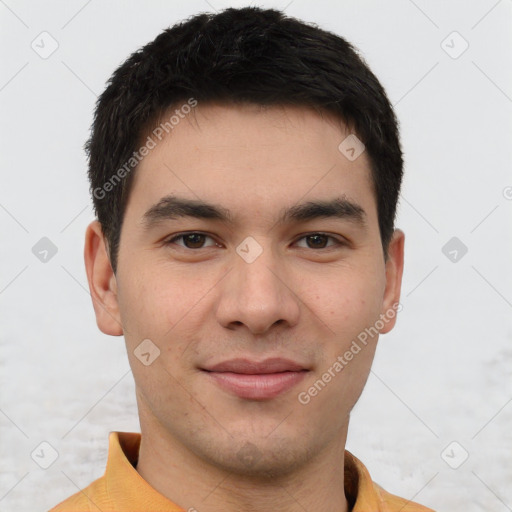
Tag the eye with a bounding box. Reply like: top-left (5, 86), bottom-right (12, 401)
top-left (165, 232), bottom-right (220, 249)
top-left (295, 233), bottom-right (342, 249)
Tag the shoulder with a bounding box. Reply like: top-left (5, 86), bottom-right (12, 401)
top-left (372, 481), bottom-right (436, 512)
top-left (345, 450), bottom-right (435, 512)
top-left (48, 475), bottom-right (110, 512)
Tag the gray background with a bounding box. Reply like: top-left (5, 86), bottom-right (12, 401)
top-left (1, 1), bottom-right (511, 511)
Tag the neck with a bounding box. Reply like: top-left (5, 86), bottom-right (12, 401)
top-left (136, 410), bottom-right (349, 512)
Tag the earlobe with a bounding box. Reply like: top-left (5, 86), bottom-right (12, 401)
top-left (84, 220), bottom-right (123, 336)
top-left (380, 229), bottom-right (405, 334)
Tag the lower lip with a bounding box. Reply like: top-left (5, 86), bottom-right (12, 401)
top-left (204, 370), bottom-right (308, 400)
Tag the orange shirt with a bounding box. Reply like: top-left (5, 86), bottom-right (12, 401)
top-left (50, 432), bottom-right (434, 512)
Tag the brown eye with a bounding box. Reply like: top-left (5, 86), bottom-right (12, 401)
top-left (305, 234), bottom-right (329, 248)
top-left (165, 232), bottom-right (219, 249)
top-left (182, 233), bottom-right (206, 248)
top-left (295, 233), bottom-right (343, 250)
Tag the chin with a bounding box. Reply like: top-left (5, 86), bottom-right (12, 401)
top-left (194, 433), bottom-right (320, 479)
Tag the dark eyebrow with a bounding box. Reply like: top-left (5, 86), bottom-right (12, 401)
top-left (279, 196), bottom-right (366, 226)
top-left (141, 195), bottom-right (366, 230)
top-left (142, 196), bottom-right (232, 229)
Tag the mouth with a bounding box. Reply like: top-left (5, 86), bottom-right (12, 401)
top-left (200, 358), bottom-right (310, 400)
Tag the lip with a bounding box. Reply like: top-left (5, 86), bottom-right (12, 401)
top-left (201, 358), bottom-right (309, 400)
top-left (205, 358), bottom-right (307, 374)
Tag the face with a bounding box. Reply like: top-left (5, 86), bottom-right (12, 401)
top-left (86, 104), bottom-right (404, 477)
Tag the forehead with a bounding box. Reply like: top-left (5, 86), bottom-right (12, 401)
top-left (127, 104), bottom-right (376, 224)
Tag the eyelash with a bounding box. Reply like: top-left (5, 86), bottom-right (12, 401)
top-left (164, 232), bottom-right (345, 250)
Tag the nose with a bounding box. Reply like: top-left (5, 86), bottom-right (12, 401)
top-left (214, 245), bottom-right (301, 335)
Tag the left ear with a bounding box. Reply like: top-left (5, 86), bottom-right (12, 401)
top-left (379, 229), bottom-right (405, 334)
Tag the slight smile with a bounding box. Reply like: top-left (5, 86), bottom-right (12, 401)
top-left (201, 358), bottom-right (310, 400)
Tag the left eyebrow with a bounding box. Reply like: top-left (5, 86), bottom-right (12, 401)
top-left (278, 196), bottom-right (367, 226)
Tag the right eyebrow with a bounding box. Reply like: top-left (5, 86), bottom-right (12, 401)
top-left (141, 195), bottom-right (233, 230)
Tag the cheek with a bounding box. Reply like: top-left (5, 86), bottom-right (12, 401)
top-left (117, 263), bottom-right (208, 339)
top-left (116, 264), bottom-right (218, 397)
top-left (310, 271), bottom-right (385, 336)
top-left (117, 271), bottom-right (163, 338)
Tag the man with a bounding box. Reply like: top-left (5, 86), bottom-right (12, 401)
top-left (51, 7), bottom-right (434, 511)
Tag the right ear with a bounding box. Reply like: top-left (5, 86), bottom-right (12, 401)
top-left (84, 220), bottom-right (123, 336)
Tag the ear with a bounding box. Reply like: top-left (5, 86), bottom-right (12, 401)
top-left (379, 229), bottom-right (405, 334)
top-left (84, 220), bottom-right (123, 336)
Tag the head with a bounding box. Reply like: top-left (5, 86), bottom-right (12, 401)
top-left (85, 7), bottom-right (404, 478)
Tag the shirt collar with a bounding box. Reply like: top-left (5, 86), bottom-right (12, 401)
top-left (106, 432), bottom-right (382, 511)
top-left (105, 432), bottom-right (182, 510)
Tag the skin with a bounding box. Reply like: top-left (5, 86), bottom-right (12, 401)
top-left (84, 104), bottom-right (404, 512)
